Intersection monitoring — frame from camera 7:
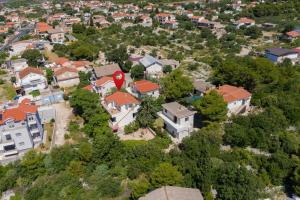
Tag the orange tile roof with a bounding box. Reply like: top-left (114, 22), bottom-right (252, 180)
top-left (55, 57), bottom-right (69, 66)
top-left (54, 67), bottom-right (78, 76)
top-left (0, 99), bottom-right (38, 125)
top-left (238, 17), bottom-right (255, 24)
top-left (72, 60), bottom-right (90, 68)
top-left (36, 22), bottom-right (53, 33)
top-left (95, 76), bottom-right (114, 87)
top-left (19, 67), bottom-right (44, 79)
top-left (105, 91), bottom-right (139, 107)
top-left (83, 85), bottom-right (93, 91)
top-left (156, 13), bottom-right (172, 17)
top-left (286, 31), bottom-right (300, 38)
top-left (217, 85), bottom-right (251, 103)
top-left (133, 80), bottom-right (159, 93)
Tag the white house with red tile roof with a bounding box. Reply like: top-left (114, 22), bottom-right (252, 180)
top-left (155, 13), bottom-right (176, 24)
top-left (0, 99), bottom-right (44, 161)
top-left (286, 31), bottom-right (300, 40)
top-left (102, 91), bottom-right (140, 130)
top-left (54, 67), bottom-right (79, 88)
top-left (16, 67), bottom-right (47, 93)
top-left (128, 80), bottom-right (160, 98)
top-left (91, 76), bottom-right (115, 97)
top-left (35, 22), bottom-right (53, 36)
top-left (236, 17), bottom-right (255, 29)
top-left (216, 85), bottom-right (252, 115)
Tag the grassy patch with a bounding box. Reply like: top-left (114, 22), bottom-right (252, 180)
top-left (44, 122), bottom-right (54, 149)
top-left (29, 90), bottom-right (40, 97)
top-left (0, 83), bottom-right (16, 101)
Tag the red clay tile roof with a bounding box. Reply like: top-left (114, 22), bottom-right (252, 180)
top-left (54, 67), bottom-right (78, 76)
top-left (238, 17), bottom-right (255, 24)
top-left (0, 99), bottom-right (38, 125)
top-left (105, 91), bottom-right (139, 106)
top-left (19, 67), bottom-right (44, 79)
top-left (156, 13), bottom-right (172, 17)
top-left (72, 61), bottom-right (90, 68)
top-left (95, 76), bottom-right (114, 87)
top-left (216, 85), bottom-right (251, 103)
top-left (286, 31), bottom-right (300, 38)
top-left (83, 85), bottom-right (93, 91)
top-left (36, 22), bottom-right (53, 33)
top-left (55, 57), bottom-right (70, 66)
top-left (133, 80), bottom-right (159, 93)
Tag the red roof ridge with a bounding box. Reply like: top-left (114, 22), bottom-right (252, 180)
top-left (105, 91), bottom-right (139, 107)
top-left (19, 67), bottom-right (44, 79)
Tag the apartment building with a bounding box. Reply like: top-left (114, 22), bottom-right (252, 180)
top-left (0, 99), bottom-right (44, 161)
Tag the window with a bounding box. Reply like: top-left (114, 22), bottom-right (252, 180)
top-left (9, 124), bottom-right (14, 128)
top-left (164, 109), bottom-right (168, 113)
top-left (19, 142), bottom-right (25, 146)
top-left (16, 133), bottom-right (22, 137)
top-left (111, 117), bottom-right (116, 122)
top-left (185, 117), bottom-right (189, 121)
top-left (5, 134), bottom-right (12, 140)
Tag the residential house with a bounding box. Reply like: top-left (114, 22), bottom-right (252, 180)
top-left (197, 19), bottom-right (215, 29)
top-left (139, 15), bottom-right (152, 27)
top-left (54, 67), bottom-right (79, 88)
top-left (193, 80), bottom-right (215, 96)
top-left (35, 22), bottom-right (53, 37)
top-left (0, 99), bottom-right (44, 161)
top-left (128, 80), bottom-right (160, 98)
top-left (6, 58), bottom-right (28, 73)
top-left (54, 57), bottom-right (70, 67)
top-left (17, 67), bottom-right (47, 93)
top-left (139, 186), bottom-right (203, 200)
top-left (155, 13), bottom-right (176, 24)
top-left (285, 30), bottom-right (300, 41)
top-left (265, 48), bottom-right (299, 63)
top-left (216, 85), bottom-right (252, 115)
top-left (139, 55), bottom-right (163, 78)
top-left (92, 63), bottom-right (121, 79)
top-left (112, 12), bottom-right (127, 22)
top-left (48, 28), bottom-right (65, 44)
top-left (158, 102), bottom-right (196, 141)
top-left (0, 24), bottom-right (8, 34)
top-left (90, 76), bottom-right (115, 97)
top-left (164, 20), bottom-right (178, 29)
top-left (235, 17), bottom-right (255, 29)
top-left (102, 91), bottom-right (140, 130)
top-left (71, 60), bottom-right (91, 72)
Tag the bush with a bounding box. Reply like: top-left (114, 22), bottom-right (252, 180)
top-left (124, 122), bottom-right (139, 134)
top-left (0, 79), bottom-right (4, 85)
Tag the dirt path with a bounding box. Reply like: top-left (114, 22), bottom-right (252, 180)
top-left (52, 102), bottom-right (73, 147)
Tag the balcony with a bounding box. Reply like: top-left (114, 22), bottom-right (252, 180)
top-left (30, 128), bottom-right (40, 135)
top-left (28, 120), bottom-right (37, 126)
top-left (3, 149), bottom-right (18, 157)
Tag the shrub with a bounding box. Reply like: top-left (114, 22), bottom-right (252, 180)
top-left (124, 122), bottom-right (139, 134)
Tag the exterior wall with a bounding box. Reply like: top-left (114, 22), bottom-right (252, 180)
top-left (19, 74), bottom-right (47, 92)
top-left (0, 112), bottom-right (44, 159)
top-left (50, 33), bottom-right (65, 44)
top-left (158, 109), bottom-right (194, 141)
top-left (57, 78), bottom-right (80, 88)
top-left (227, 97), bottom-right (251, 114)
top-left (109, 104), bottom-right (140, 128)
top-left (95, 81), bottom-right (115, 97)
top-left (266, 52), bottom-right (298, 63)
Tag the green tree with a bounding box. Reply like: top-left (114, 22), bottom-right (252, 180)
top-left (131, 64), bottom-right (145, 80)
top-left (193, 91), bottom-right (227, 122)
top-left (21, 49), bottom-right (42, 67)
top-left (130, 175), bottom-right (151, 199)
top-left (72, 23), bottom-right (86, 34)
top-left (78, 142), bottom-right (93, 162)
top-left (292, 163), bottom-right (300, 196)
top-left (150, 163), bottom-right (183, 188)
top-left (215, 163), bottom-right (263, 200)
top-left (70, 89), bottom-right (100, 121)
top-left (161, 69), bottom-right (193, 101)
top-left (46, 68), bottom-right (53, 84)
top-left (78, 71), bottom-right (91, 88)
top-left (136, 96), bottom-right (163, 127)
top-left (163, 65), bottom-right (172, 74)
top-left (105, 45), bottom-right (129, 66)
